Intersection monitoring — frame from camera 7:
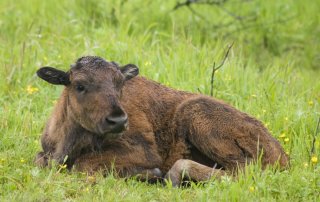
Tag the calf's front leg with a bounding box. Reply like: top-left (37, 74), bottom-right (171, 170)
top-left (74, 133), bottom-right (164, 181)
top-left (35, 129), bottom-right (95, 168)
top-left (74, 151), bottom-right (164, 182)
top-left (34, 151), bottom-right (50, 168)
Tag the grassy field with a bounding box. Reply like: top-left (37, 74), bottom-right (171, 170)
top-left (0, 0), bottom-right (320, 201)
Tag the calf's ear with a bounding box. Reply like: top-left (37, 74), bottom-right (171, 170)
top-left (37, 67), bottom-right (70, 85)
top-left (121, 64), bottom-right (139, 81)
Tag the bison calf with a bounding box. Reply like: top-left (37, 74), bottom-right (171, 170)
top-left (35, 56), bottom-right (288, 186)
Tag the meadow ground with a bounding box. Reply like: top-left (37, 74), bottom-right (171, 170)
top-left (0, 0), bottom-right (319, 201)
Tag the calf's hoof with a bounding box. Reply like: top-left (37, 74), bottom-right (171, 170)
top-left (34, 151), bottom-right (49, 168)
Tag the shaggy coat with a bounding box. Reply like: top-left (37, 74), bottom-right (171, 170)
top-left (35, 56), bottom-right (288, 186)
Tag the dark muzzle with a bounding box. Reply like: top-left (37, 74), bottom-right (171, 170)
top-left (105, 114), bottom-right (128, 133)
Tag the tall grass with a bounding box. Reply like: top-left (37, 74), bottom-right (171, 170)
top-left (0, 0), bottom-right (319, 201)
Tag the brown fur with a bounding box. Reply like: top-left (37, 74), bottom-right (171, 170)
top-left (35, 56), bottom-right (289, 186)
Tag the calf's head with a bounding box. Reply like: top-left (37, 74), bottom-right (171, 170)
top-left (37, 56), bottom-right (138, 138)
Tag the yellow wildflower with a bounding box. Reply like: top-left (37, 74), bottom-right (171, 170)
top-left (284, 117), bottom-right (288, 121)
top-left (87, 176), bottom-right (96, 183)
top-left (285, 151), bottom-right (290, 155)
top-left (308, 100), bottom-right (314, 106)
top-left (59, 164), bottom-right (67, 169)
top-left (284, 138), bottom-right (290, 143)
top-left (311, 156), bottom-right (318, 164)
top-left (144, 61), bottom-right (152, 66)
top-left (26, 85), bottom-right (39, 95)
top-left (20, 158), bottom-right (25, 163)
top-left (279, 133), bottom-right (286, 138)
top-left (303, 162), bottom-right (308, 168)
top-left (249, 186), bottom-right (255, 192)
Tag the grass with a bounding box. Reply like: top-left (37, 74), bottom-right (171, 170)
top-left (0, 0), bottom-right (319, 201)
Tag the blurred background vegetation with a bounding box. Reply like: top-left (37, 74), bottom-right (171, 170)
top-left (0, 0), bottom-right (319, 201)
top-left (1, 0), bottom-right (320, 69)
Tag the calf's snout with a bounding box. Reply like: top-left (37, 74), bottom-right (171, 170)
top-left (105, 114), bottom-right (128, 133)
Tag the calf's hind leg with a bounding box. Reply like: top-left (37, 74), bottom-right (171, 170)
top-left (175, 96), bottom-right (288, 171)
top-left (165, 159), bottom-right (226, 187)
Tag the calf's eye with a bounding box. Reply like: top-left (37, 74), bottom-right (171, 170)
top-left (76, 84), bottom-right (85, 92)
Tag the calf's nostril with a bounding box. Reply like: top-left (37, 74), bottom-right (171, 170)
top-left (106, 117), bottom-right (117, 125)
top-left (105, 115), bottom-right (128, 126)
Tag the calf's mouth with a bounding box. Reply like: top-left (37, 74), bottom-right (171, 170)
top-left (96, 119), bottom-right (128, 139)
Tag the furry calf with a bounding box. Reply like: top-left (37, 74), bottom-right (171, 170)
top-left (35, 56), bottom-right (288, 186)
